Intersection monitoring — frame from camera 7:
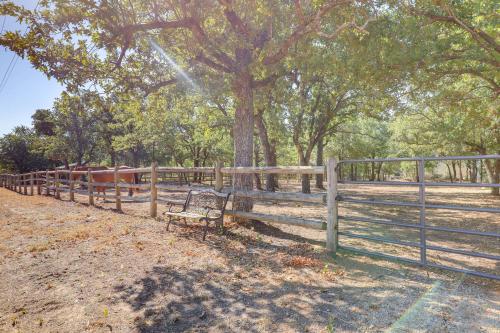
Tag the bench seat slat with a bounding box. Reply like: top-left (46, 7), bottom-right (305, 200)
top-left (165, 211), bottom-right (206, 219)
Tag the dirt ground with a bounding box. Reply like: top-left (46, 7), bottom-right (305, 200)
top-left (0, 187), bottom-right (499, 332)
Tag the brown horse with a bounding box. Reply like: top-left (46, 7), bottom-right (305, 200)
top-left (71, 166), bottom-right (138, 200)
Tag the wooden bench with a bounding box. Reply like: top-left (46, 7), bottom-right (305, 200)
top-left (163, 189), bottom-right (230, 240)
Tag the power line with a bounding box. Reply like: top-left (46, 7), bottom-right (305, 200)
top-left (0, 1), bottom-right (41, 96)
top-left (0, 56), bottom-right (18, 93)
top-left (0, 16), bottom-right (13, 91)
top-left (0, 55), bottom-right (17, 92)
top-left (0, 16), bottom-right (6, 34)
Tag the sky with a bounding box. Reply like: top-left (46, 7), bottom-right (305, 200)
top-left (0, 0), bottom-right (64, 136)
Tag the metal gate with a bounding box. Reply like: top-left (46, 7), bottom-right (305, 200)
top-left (336, 155), bottom-right (500, 280)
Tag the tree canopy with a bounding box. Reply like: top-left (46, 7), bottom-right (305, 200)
top-left (0, 0), bottom-right (498, 195)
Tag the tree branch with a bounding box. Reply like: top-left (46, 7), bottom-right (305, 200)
top-left (413, 6), bottom-right (500, 55)
top-left (263, 0), bottom-right (354, 65)
top-left (317, 17), bottom-right (375, 40)
top-left (143, 78), bottom-right (177, 96)
top-left (218, 0), bottom-right (252, 39)
top-left (194, 52), bottom-right (233, 73)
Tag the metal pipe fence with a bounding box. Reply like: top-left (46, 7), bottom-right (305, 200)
top-left (337, 154), bottom-right (500, 280)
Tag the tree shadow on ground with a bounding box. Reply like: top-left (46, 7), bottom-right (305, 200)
top-left (111, 260), bottom-right (430, 333)
top-left (241, 219), bottom-right (325, 247)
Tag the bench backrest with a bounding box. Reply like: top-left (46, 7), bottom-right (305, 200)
top-left (184, 189), bottom-right (230, 218)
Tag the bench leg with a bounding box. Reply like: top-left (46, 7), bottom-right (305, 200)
top-left (166, 216), bottom-right (173, 231)
top-left (218, 219), bottom-right (225, 235)
top-left (202, 218), bottom-right (209, 241)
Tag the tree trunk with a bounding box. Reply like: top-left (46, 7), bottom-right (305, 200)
top-left (254, 135), bottom-right (262, 190)
top-left (470, 161), bottom-right (478, 183)
top-left (446, 163), bottom-right (453, 182)
top-left (132, 150), bottom-right (139, 168)
top-left (376, 162), bottom-right (383, 181)
top-left (299, 155), bottom-right (311, 194)
top-left (193, 158), bottom-right (201, 183)
top-left (415, 161), bottom-right (419, 182)
top-left (452, 161), bottom-right (457, 181)
top-left (315, 135), bottom-right (325, 189)
top-left (479, 160), bottom-right (484, 182)
top-left (484, 159), bottom-right (500, 196)
top-left (232, 68), bottom-right (254, 211)
top-left (255, 111), bottom-right (278, 191)
top-left (458, 160), bottom-right (463, 182)
top-left (110, 149), bottom-right (116, 167)
top-left (370, 161), bottom-right (376, 181)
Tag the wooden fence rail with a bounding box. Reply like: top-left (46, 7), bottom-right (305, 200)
top-left (0, 158), bottom-right (339, 251)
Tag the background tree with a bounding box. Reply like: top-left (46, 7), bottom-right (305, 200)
top-left (0, 126), bottom-right (52, 172)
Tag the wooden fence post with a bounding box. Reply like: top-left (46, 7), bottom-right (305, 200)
top-left (69, 170), bottom-right (75, 201)
top-left (114, 165), bottom-right (121, 212)
top-left (22, 174), bottom-right (27, 195)
top-left (150, 162), bottom-right (158, 218)
top-left (88, 170), bottom-right (94, 206)
top-left (55, 170), bottom-right (60, 199)
top-left (30, 172), bottom-right (34, 195)
top-left (37, 172), bottom-right (41, 195)
top-left (215, 161), bottom-right (223, 191)
top-left (326, 157), bottom-right (338, 253)
top-left (45, 169), bottom-right (50, 196)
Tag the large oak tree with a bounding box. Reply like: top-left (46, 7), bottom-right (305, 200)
top-left (1, 0), bottom-right (374, 209)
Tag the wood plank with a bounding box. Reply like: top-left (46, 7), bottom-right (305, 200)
top-left (221, 166), bottom-right (324, 175)
top-left (155, 184), bottom-right (209, 191)
top-left (226, 211), bottom-right (326, 230)
top-left (156, 198), bottom-right (185, 205)
top-left (226, 189), bottom-right (325, 204)
top-left (157, 167), bottom-right (215, 173)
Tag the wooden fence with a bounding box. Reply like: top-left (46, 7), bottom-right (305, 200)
top-left (0, 158), bottom-right (339, 251)
top-left (2, 155), bottom-right (499, 280)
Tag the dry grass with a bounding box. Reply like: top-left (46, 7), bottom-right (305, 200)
top-left (0, 187), bottom-right (498, 332)
top-left (283, 255), bottom-right (323, 268)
